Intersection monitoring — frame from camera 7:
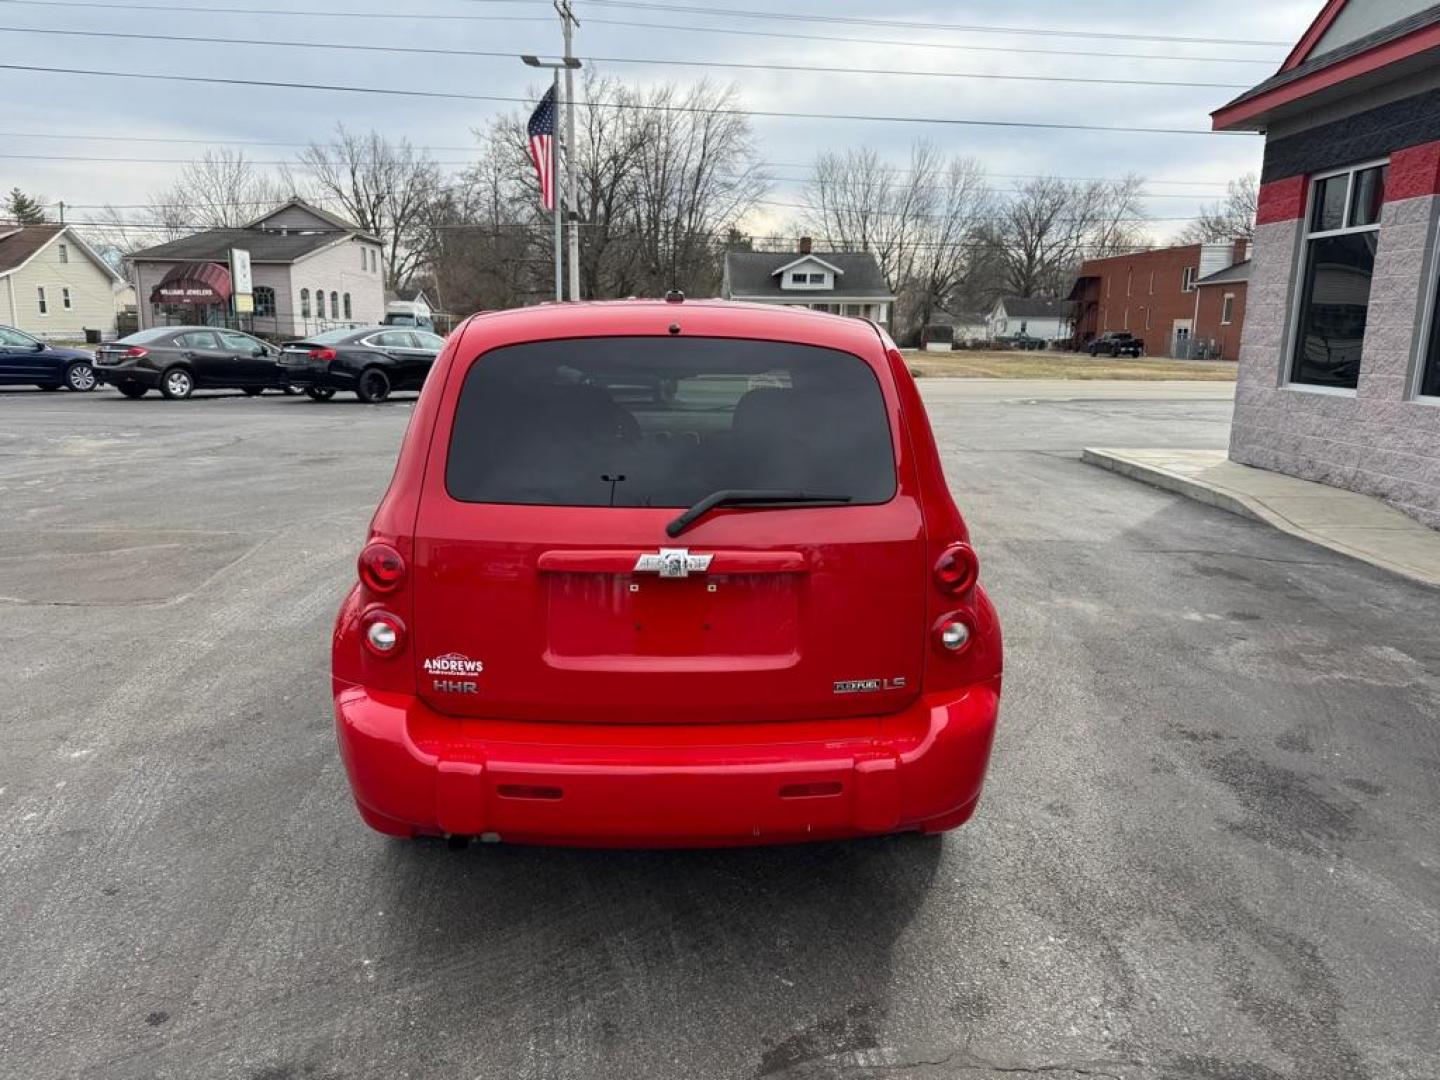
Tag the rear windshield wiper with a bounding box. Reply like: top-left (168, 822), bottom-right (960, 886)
top-left (667, 489), bottom-right (853, 538)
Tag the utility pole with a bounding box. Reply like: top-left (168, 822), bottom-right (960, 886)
top-left (557, 0), bottom-right (581, 302)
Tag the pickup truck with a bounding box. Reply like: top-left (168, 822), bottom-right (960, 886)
top-left (1086, 332), bottom-right (1144, 358)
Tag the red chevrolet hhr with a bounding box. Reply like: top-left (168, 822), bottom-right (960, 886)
top-left (332, 299), bottom-right (1002, 847)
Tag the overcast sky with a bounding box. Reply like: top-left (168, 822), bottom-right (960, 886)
top-left (1, 0), bottom-right (1321, 240)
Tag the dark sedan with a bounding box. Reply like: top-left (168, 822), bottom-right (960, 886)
top-left (281, 326), bottom-right (446, 403)
top-left (0, 325), bottom-right (97, 392)
top-left (94, 326), bottom-right (285, 400)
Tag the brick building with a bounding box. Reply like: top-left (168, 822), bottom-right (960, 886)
top-left (1069, 239), bottom-right (1250, 359)
top-left (1212, 0), bottom-right (1440, 528)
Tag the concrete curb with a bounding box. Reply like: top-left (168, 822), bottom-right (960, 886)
top-left (1082, 448), bottom-right (1440, 590)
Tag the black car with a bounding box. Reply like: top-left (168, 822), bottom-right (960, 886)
top-left (94, 326), bottom-right (285, 400)
top-left (0, 324), bottom-right (97, 392)
top-left (1086, 332), bottom-right (1144, 358)
top-left (281, 326), bottom-right (447, 403)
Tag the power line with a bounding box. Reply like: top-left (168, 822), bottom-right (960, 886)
top-left (572, 0), bottom-right (1292, 47)
top-left (580, 16), bottom-right (1281, 66)
top-left (0, 133), bottom-right (1248, 187)
top-left (0, 26), bottom-right (1253, 89)
top-left (0, 0), bottom-right (1293, 50)
top-left (43, 214), bottom-right (1206, 253)
top-left (0, 63), bottom-right (1254, 136)
top-left (0, 0), bottom-right (554, 19)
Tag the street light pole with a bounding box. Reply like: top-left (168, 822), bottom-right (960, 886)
top-left (557, 0), bottom-right (581, 302)
top-left (550, 68), bottom-right (563, 304)
top-left (522, 53), bottom-right (582, 302)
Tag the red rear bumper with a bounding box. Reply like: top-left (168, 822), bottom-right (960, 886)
top-left (334, 680), bottom-right (1000, 848)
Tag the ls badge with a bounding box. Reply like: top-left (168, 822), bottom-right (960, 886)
top-left (834, 677), bottom-right (907, 695)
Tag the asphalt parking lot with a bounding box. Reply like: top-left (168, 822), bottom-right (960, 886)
top-left (2, 382), bottom-right (1437, 1080)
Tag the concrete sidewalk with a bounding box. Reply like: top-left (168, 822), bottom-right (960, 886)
top-left (1083, 447), bottom-right (1440, 589)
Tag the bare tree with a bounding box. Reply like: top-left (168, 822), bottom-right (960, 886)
top-left (991, 174), bottom-right (1148, 298)
top-left (434, 76), bottom-right (766, 306)
top-left (296, 127), bottom-right (444, 289)
top-left (800, 142), bottom-right (993, 339)
top-left (148, 150), bottom-right (289, 231)
top-left (1177, 173), bottom-right (1258, 243)
top-left (627, 80), bottom-right (769, 296)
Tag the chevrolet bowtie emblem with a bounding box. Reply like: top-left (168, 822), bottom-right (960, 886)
top-left (633, 548), bottom-right (714, 579)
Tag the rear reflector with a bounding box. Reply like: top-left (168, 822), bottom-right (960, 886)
top-left (497, 784), bottom-right (563, 801)
top-left (779, 781), bottom-right (844, 799)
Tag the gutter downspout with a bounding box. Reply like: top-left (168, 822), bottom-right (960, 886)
top-left (1191, 275), bottom-right (1203, 359)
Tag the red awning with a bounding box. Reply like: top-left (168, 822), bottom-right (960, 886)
top-left (151, 261), bottom-right (232, 305)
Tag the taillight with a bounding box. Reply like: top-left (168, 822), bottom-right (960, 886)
top-left (358, 542), bottom-right (405, 594)
top-left (934, 543), bottom-right (979, 596)
top-left (125, 346), bottom-right (149, 358)
top-left (362, 608), bottom-right (406, 657)
top-left (308, 347), bottom-right (337, 361)
top-left (933, 615), bottom-right (973, 654)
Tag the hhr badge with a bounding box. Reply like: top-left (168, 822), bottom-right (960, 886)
top-left (634, 548), bottom-right (714, 579)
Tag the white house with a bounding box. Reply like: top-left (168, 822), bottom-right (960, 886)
top-left (0, 224), bottom-right (124, 339)
top-left (128, 198), bottom-right (387, 339)
top-left (988, 297), bottom-right (1073, 342)
top-left (722, 239), bottom-right (896, 329)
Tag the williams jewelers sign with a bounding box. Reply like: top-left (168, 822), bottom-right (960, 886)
top-left (150, 261), bottom-right (233, 305)
top-left (155, 282), bottom-right (225, 301)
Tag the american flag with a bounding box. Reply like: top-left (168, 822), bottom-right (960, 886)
top-left (527, 86), bottom-right (557, 212)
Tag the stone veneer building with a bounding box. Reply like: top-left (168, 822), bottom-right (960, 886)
top-left (1213, 0), bottom-right (1440, 528)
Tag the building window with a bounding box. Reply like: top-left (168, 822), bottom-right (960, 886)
top-left (1221, 293), bottom-right (1235, 325)
top-left (1145, 307), bottom-right (1152, 331)
top-left (58, 243), bottom-right (69, 264)
top-left (1122, 307), bottom-right (1129, 330)
top-left (343, 293), bottom-right (352, 319)
top-left (361, 248), bottom-right (367, 271)
top-left (330, 291), bottom-right (339, 319)
top-left (1182, 267), bottom-right (1197, 293)
top-left (254, 286), bottom-right (276, 317)
top-left (300, 289), bottom-right (310, 319)
top-left (1291, 161), bottom-right (1387, 390)
top-left (37, 286), bottom-right (48, 315)
top-left (316, 287), bottom-right (325, 319)
top-left (790, 272), bottom-right (807, 285)
top-left (1416, 224), bottom-right (1440, 398)
top-left (62, 287), bottom-right (72, 310)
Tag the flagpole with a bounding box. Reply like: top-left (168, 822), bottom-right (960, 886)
top-left (551, 69), bottom-right (563, 303)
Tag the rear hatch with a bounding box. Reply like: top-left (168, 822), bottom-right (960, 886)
top-left (411, 335), bottom-right (926, 725)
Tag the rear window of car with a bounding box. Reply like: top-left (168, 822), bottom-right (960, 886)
top-left (445, 337), bottom-right (896, 509)
top-left (120, 327), bottom-right (181, 344)
top-left (307, 327), bottom-right (367, 345)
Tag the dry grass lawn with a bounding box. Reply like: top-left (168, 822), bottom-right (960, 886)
top-left (903, 349), bottom-right (1238, 381)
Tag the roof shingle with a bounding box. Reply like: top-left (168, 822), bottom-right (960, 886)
top-left (724, 251), bottom-right (893, 299)
top-left (130, 228), bottom-right (349, 264)
top-left (0, 224), bottom-right (65, 276)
